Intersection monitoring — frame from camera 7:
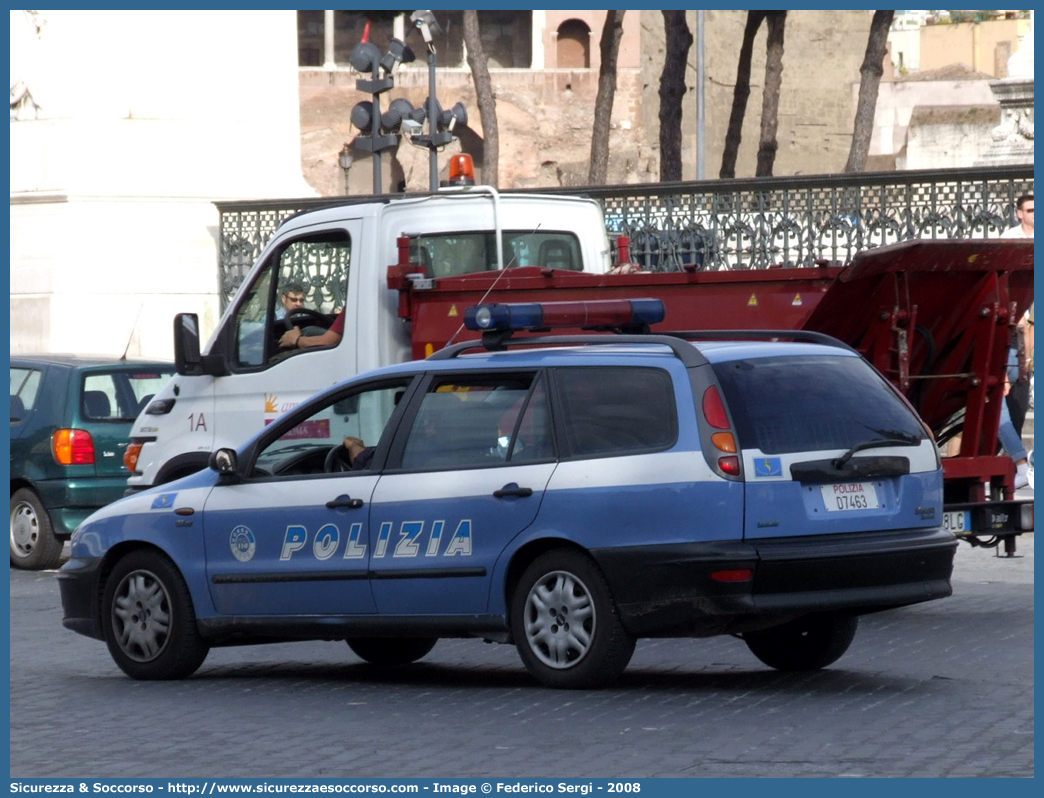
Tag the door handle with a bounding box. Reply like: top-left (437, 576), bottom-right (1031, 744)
top-left (493, 483), bottom-right (533, 499)
top-left (326, 494), bottom-right (364, 509)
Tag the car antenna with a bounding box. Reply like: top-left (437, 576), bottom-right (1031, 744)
top-left (120, 303), bottom-right (144, 361)
top-left (444, 223), bottom-right (540, 349)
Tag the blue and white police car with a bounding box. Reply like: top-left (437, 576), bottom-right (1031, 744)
top-left (58, 299), bottom-right (957, 689)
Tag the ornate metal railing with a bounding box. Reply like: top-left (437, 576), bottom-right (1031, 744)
top-left (216, 165), bottom-right (1032, 308)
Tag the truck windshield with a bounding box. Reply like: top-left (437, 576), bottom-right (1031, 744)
top-left (410, 231), bottom-right (582, 277)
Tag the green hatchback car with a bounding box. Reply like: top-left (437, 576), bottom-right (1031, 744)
top-left (10, 355), bottom-right (174, 570)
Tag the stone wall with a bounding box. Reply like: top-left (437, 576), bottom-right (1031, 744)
top-left (919, 18), bottom-right (1029, 78)
top-left (644, 10), bottom-right (873, 180)
top-left (300, 10), bottom-right (875, 195)
top-left (869, 66), bottom-right (999, 160)
top-left (299, 65), bottom-right (657, 194)
top-left (899, 105), bottom-right (1002, 170)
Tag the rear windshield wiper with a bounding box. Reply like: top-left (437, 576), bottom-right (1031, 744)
top-left (834, 437), bottom-right (921, 469)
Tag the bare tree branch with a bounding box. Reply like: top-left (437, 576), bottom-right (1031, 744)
top-left (659, 10), bottom-right (693, 181)
top-left (756, 11), bottom-right (787, 177)
top-left (589, 10), bottom-right (626, 185)
top-left (463, 10), bottom-right (499, 186)
top-left (845, 10), bottom-right (894, 172)
top-left (720, 10), bottom-right (766, 178)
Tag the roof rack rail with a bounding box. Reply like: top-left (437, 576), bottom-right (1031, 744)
top-left (428, 333), bottom-right (710, 368)
top-left (664, 329), bottom-right (858, 354)
top-left (429, 327), bottom-right (856, 366)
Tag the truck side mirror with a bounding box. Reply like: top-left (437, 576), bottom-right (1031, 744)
top-left (174, 313), bottom-right (228, 377)
top-left (174, 313), bottom-right (203, 376)
top-left (333, 395), bottom-right (360, 416)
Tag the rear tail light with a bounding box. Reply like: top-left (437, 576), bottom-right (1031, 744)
top-left (717, 455), bottom-right (741, 476)
top-left (702, 386), bottom-right (742, 478)
top-left (711, 568), bottom-right (753, 582)
top-left (702, 385), bottom-right (730, 430)
top-left (711, 432), bottom-right (737, 453)
top-left (124, 442), bottom-right (143, 472)
top-left (53, 429), bottom-right (95, 466)
top-left (1017, 502), bottom-right (1033, 531)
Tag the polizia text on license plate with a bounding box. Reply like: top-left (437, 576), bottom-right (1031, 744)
top-left (821, 482), bottom-right (880, 512)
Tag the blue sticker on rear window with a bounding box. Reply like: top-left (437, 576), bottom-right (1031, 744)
top-left (754, 458), bottom-right (782, 478)
top-left (151, 493), bottom-right (177, 509)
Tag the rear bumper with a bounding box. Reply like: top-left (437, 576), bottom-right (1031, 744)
top-left (34, 478), bottom-right (129, 538)
top-left (591, 527), bottom-right (957, 637)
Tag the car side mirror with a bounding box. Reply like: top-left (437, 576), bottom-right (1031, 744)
top-left (209, 448), bottom-right (238, 475)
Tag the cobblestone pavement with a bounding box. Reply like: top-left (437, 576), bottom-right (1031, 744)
top-left (9, 535), bottom-right (1033, 779)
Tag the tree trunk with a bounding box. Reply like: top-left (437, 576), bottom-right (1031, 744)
top-left (756, 11), bottom-right (787, 177)
top-left (658, 11), bottom-right (693, 182)
top-left (463, 10), bottom-right (499, 186)
top-left (589, 10), bottom-right (626, 185)
top-left (720, 11), bottom-right (766, 178)
top-left (845, 10), bottom-right (894, 172)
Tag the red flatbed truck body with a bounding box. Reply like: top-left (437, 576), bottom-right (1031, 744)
top-left (393, 238), bottom-right (1034, 550)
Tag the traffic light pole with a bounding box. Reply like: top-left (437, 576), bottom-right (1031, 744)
top-left (354, 65), bottom-right (396, 194)
top-left (427, 49), bottom-right (439, 191)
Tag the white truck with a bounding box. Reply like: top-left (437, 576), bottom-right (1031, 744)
top-left (125, 181), bottom-right (613, 489)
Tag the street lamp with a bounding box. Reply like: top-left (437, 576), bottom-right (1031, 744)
top-left (338, 143), bottom-right (353, 195)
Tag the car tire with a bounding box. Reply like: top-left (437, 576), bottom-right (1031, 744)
top-left (510, 549), bottom-right (635, 689)
top-left (101, 550), bottom-right (209, 680)
top-left (346, 637), bottom-right (438, 665)
top-left (10, 488), bottom-right (64, 571)
top-left (744, 613), bottom-right (858, 671)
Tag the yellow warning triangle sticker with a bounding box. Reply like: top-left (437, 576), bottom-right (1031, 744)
top-left (747, 294), bottom-right (758, 307)
top-left (792, 294), bottom-right (802, 306)
top-left (448, 304), bottom-right (459, 317)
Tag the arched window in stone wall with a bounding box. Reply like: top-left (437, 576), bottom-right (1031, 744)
top-left (556, 19), bottom-right (590, 68)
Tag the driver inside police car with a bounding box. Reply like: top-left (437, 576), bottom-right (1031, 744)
top-left (340, 435), bottom-right (374, 470)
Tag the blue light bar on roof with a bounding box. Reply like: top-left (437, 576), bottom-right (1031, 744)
top-left (464, 298), bottom-right (665, 332)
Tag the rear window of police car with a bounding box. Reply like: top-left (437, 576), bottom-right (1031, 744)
top-left (555, 366), bottom-right (677, 457)
top-left (712, 354), bottom-right (924, 455)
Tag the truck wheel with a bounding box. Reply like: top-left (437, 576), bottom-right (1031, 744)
top-left (510, 550), bottom-right (635, 689)
top-left (744, 613), bottom-right (858, 671)
top-left (101, 550), bottom-right (209, 680)
top-left (346, 637), bottom-right (438, 665)
top-left (10, 488), bottom-right (64, 570)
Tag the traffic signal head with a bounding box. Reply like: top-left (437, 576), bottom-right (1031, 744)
top-left (349, 42), bottom-right (382, 74)
top-left (380, 38), bottom-right (416, 74)
top-left (350, 101), bottom-right (375, 134)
